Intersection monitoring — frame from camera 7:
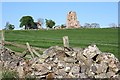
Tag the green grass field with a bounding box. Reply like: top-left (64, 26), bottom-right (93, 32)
top-left (4, 28), bottom-right (119, 60)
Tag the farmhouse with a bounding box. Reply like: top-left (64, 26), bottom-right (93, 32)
top-left (34, 21), bottom-right (42, 29)
top-left (66, 11), bottom-right (80, 28)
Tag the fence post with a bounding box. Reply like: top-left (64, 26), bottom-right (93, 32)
top-left (26, 42), bottom-right (34, 58)
top-left (0, 30), bottom-right (4, 49)
top-left (63, 36), bottom-right (69, 48)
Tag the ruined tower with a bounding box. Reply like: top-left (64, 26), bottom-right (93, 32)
top-left (66, 11), bottom-right (80, 28)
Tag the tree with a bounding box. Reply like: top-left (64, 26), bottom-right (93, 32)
top-left (84, 23), bottom-right (91, 28)
top-left (19, 16), bottom-right (34, 29)
top-left (109, 23), bottom-right (117, 28)
top-left (61, 24), bottom-right (66, 28)
top-left (83, 23), bottom-right (100, 28)
top-left (45, 19), bottom-right (55, 28)
top-left (91, 23), bottom-right (100, 28)
top-left (4, 22), bottom-right (10, 30)
top-left (8, 24), bottom-right (15, 30)
top-left (4, 22), bottom-right (15, 30)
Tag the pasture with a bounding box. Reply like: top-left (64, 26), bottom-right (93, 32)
top-left (4, 28), bottom-right (119, 59)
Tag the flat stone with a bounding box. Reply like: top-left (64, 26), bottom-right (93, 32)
top-left (108, 60), bottom-right (116, 68)
top-left (52, 67), bottom-right (58, 73)
top-left (55, 69), bottom-right (67, 77)
top-left (43, 46), bottom-right (56, 54)
top-left (35, 70), bottom-right (49, 76)
top-left (41, 54), bottom-right (49, 59)
top-left (96, 53), bottom-right (119, 64)
top-left (87, 71), bottom-right (95, 78)
top-left (80, 65), bottom-right (87, 73)
top-left (74, 74), bottom-right (80, 78)
top-left (73, 47), bottom-right (83, 52)
top-left (53, 58), bottom-right (59, 63)
top-left (65, 51), bottom-right (73, 57)
top-left (55, 50), bottom-right (66, 61)
top-left (64, 66), bottom-right (71, 72)
top-left (95, 62), bottom-right (108, 74)
top-left (116, 62), bottom-right (120, 71)
top-left (34, 71), bottom-right (41, 76)
top-left (43, 46), bottom-right (57, 58)
top-left (95, 73), bottom-right (107, 78)
top-left (77, 51), bottom-right (93, 67)
top-left (90, 65), bottom-right (97, 73)
top-left (57, 61), bottom-right (65, 69)
top-left (38, 58), bottom-right (45, 63)
top-left (43, 46), bottom-right (64, 57)
top-left (64, 57), bottom-right (76, 63)
top-left (76, 50), bottom-right (84, 61)
top-left (31, 64), bottom-right (49, 74)
top-left (56, 76), bottom-right (63, 78)
top-left (65, 51), bottom-right (77, 58)
top-left (96, 54), bottom-right (104, 63)
top-left (54, 46), bottom-right (64, 51)
top-left (88, 45), bottom-right (100, 53)
top-left (45, 57), bottom-right (54, 63)
top-left (106, 71), bottom-right (115, 78)
top-left (65, 63), bottom-right (74, 73)
top-left (83, 45), bottom-right (101, 59)
top-left (70, 65), bottom-right (80, 74)
top-left (112, 67), bottom-right (119, 73)
top-left (68, 72), bottom-right (76, 78)
top-left (112, 74), bottom-right (120, 79)
top-left (42, 63), bottom-right (52, 70)
top-left (79, 73), bottom-right (88, 78)
top-left (72, 51), bottom-right (77, 59)
top-left (68, 73), bottom-right (80, 78)
top-left (37, 75), bottom-right (46, 79)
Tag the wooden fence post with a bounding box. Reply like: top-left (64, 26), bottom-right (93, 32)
top-left (63, 36), bottom-right (69, 48)
top-left (32, 48), bottom-right (41, 57)
top-left (0, 30), bottom-right (4, 48)
top-left (26, 42), bottom-right (34, 58)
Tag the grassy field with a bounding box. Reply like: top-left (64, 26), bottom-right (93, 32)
top-left (4, 28), bottom-right (119, 60)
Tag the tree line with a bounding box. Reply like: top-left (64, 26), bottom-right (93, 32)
top-left (82, 23), bottom-right (100, 28)
top-left (4, 16), bottom-right (56, 30)
top-left (4, 16), bottom-right (119, 30)
top-left (19, 16), bottom-right (56, 29)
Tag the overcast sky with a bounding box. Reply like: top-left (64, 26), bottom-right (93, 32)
top-left (1, 2), bottom-right (118, 29)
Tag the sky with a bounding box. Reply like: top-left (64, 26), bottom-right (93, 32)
top-left (1, 0), bottom-right (119, 2)
top-left (1, 2), bottom-right (118, 29)
top-left (118, 2), bottom-right (120, 26)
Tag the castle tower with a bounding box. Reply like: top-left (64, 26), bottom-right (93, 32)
top-left (66, 11), bottom-right (80, 28)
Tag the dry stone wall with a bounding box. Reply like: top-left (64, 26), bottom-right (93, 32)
top-left (0, 45), bottom-right (120, 79)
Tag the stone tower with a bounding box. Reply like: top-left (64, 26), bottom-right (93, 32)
top-left (66, 11), bottom-right (80, 28)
